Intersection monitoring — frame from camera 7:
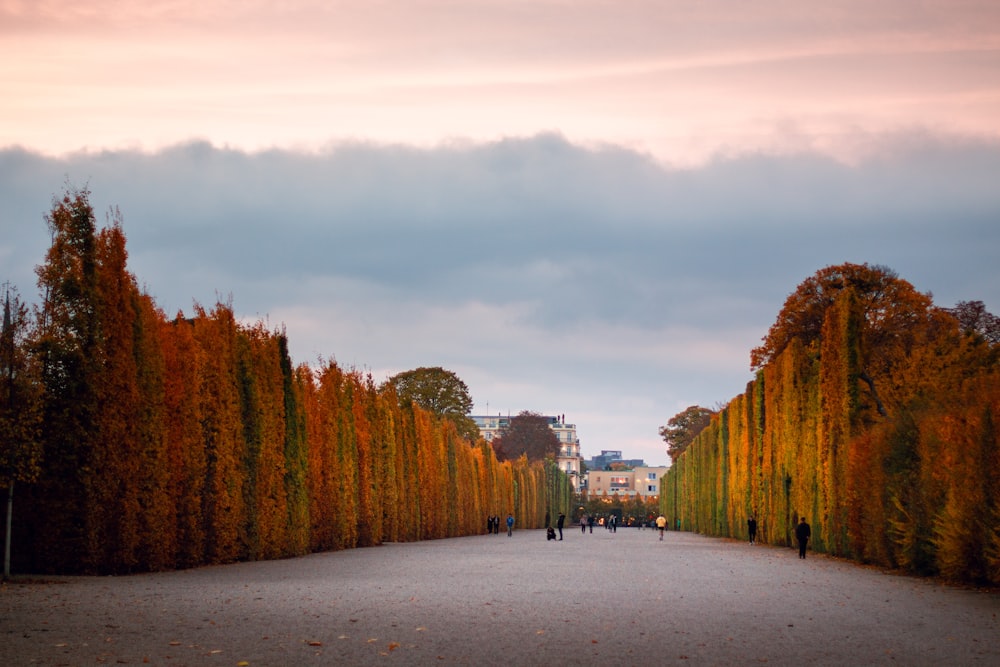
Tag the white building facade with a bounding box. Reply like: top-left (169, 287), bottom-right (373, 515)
top-left (471, 414), bottom-right (583, 490)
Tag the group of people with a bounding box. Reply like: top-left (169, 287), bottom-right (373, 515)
top-left (489, 509), bottom-right (813, 558)
top-left (746, 513), bottom-right (812, 558)
top-left (486, 514), bottom-right (516, 537)
top-left (546, 512), bottom-right (566, 541)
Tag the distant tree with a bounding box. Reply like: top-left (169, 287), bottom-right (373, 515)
top-left (384, 367), bottom-right (479, 442)
top-left (493, 411), bottom-right (560, 462)
top-left (0, 285), bottom-right (44, 578)
top-left (659, 405), bottom-right (715, 463)
top-left (944, 300), bottom-right (1000, 345)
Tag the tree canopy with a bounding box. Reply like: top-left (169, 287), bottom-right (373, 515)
top-left (749, 263), bottom-right (934, 371)
top-left (384, 366), bottom-right (479, 442)
top-left (493, 411), bottom-right (560, 462)
top-left (945, 300), bottom-right (1000, 345)
top-left (659, 405), bottom-right (715, 463)
top-left (0, 285), bottom-right (44, 487)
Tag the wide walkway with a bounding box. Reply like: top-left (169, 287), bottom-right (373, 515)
top-left (2, 527), bottom-right (998, 665)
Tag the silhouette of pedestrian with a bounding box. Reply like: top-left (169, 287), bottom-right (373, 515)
top-left (587, 514), bottom-right (595, 533)
top-left (795, 517), bottom-right (811, 558)
top-left (581, 516), bottom-right (586, 533)
top-left (557, 512), bottom-right (565, 540)
top-left (748, 515), bottom-right (758, 545)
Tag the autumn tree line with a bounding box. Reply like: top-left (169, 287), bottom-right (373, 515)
top-left (1, 189), bottom-right (571, 575)
top-left (660, 263), bottom-right (1000, 586)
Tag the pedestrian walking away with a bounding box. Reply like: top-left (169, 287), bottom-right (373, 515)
top-left (795, 517), bottom-right (811, 558)
top-left (656, 515), bottom-right (667, 540)
top-left (747, 515), bottom-right (757, 545)
top-left (557, 512), bottom-right (565, 540)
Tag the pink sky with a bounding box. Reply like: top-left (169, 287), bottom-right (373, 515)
top-left (4, 0), bottom-right (1000, 164)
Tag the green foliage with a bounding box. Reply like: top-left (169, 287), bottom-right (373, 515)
top-left (385, 366), bottom-right (479, 441)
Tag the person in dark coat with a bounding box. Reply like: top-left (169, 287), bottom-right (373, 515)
top-left (747, 515), bottom-right (758, 545)
top-left (557, 512), bottom-right (565, 540)
top-left (795, 517), bottom-right (811, 559)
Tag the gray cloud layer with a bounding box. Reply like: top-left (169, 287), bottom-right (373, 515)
top-left (2, 133), bottom-right (998, 464)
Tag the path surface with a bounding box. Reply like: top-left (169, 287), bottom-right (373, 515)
top-left (2, 528), bottom-right (998, 665)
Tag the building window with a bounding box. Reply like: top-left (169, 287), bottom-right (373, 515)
top-left (610, 476), bottom-right (629, 489)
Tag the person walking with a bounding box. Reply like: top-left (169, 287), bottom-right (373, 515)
top-left (747, 515), bottom-right (758, 545)
top-left (656, 515), bottom-right (667, 540)
top-left (506, 513), bottom-right (515, 537)
top-left (587, 514), bottom-right (595, 534)
top-left (795, 517), bottom-right (811, 558)
top-left (557, 512), bottom-right (565, 540)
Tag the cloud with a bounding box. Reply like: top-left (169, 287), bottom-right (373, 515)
top-left (2, 131), bottom-right (999, 465)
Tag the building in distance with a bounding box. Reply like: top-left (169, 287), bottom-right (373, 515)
top-left (471, 413), bottom-right (583, 490)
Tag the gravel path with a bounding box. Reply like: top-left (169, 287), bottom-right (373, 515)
top-left (2, 528), bottom-right (998, 666)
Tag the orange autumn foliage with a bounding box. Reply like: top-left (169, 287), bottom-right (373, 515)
top-left (664, 263), bottom-right (1000, 585)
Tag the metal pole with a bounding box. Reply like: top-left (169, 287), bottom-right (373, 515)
top-left (4, 481), bottom-right (13, 580)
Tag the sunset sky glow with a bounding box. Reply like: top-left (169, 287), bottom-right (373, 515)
top-left (3, 0), bottom-right (1000, 465)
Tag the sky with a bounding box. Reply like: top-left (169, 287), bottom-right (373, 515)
top-left (2, 1), bottom-right (999, 466)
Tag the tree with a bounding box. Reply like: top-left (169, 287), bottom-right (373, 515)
top-left (659, 405), bottom-right (715, 463)
top-left (0, 285), bottom-right (44, 578)
top-left (944, 300), bottom-right (1000, 345)
top-left (384, 367), bottom-right (479, 442)
top-left (493, 411), bottom-right (560, 462)
top-left (29, 187), bottom-right (105, 572)
top-left (750, 263), bottom-right (933, 370)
